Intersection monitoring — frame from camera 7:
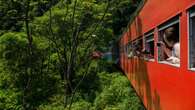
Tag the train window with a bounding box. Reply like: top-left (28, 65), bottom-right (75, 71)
top-left (127, 42), bottom-right (133, 58)
top-left (157, 16), bottom-right (180, 67)
top-left (144, 31), bottom-right (154, 60)
top-left (189, 7), bottom-right (195, 70)
top-left (133, 38), bottom-right (143, 57)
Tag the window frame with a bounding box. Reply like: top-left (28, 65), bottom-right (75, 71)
top-left (157, 16), bottom-right (181, 67)
top-left (144, 30), bottom-right (155, 61)
top-left (188, 7), bottom-right (195, 71)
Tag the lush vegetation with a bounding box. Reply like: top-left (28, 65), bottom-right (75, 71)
top-left (0, 0), bottom-right (144, 110)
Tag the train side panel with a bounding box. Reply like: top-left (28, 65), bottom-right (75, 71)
top-left (119, 0), bottom-right (195, 110)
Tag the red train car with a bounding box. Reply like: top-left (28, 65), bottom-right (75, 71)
top-left (118, 0), bottom-right (195, 110)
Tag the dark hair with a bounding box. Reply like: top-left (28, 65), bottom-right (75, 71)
top-left (164, 26), bottom-right (179, 42)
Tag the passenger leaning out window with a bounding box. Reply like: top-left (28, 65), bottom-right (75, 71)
top-left (158, 26), bottom-right (180, 64)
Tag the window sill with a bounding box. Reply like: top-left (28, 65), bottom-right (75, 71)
top-left (127, 56), bottom-right (133, 59)
top-left (188, 68), bottom-right (195, 72)
top-left (158, 61), bottom-right (180, 67)
top-left (144, 58), bottom-right (155, 62)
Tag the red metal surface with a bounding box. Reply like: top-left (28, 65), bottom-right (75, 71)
top-left (119, 0), bottom-right (195, 110)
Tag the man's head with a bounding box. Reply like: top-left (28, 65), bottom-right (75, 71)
top-left (163, 26), bottom-right (178, 47)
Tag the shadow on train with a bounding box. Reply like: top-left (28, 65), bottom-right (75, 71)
top-left (133, 59), bottom-right (161, 110)
top-left (121, 15), bottom-right (162, 110)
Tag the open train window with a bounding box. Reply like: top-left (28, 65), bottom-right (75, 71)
top-left (157, 16), bottom-right (180, 67)
top-left (144, 30), bottom-right (154, 61)
top-left (189, 7), bottom-right (195, 70)
top-left (127, 42), bottom-right (133, 58)
top-left (132, 38), bottom-right (143, 57)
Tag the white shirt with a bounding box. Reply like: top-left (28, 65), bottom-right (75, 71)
top-left (167, 42), bottom-right (180, 64)
top-left (173, 42), bottom-right (180, 58)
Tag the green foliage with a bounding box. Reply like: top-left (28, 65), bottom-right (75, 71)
top-left (0, 63), bottom-right (22, 110)
top-left (110, 0), bottom-right (137, 36)
top-left (0, 0), bottom-right (144, 109)
top-left (93, 72), bottom-right (144, 110)
top-left (0, 32), bottom-right (60, 109)
top-left (0, 0), bottom-right (59, 34)
top-left (37, 71), bottom-right (144, 110)
top-left (0, 89), bottom-right (22, 110)
top-left (69, 100), bottom-right (91, 110)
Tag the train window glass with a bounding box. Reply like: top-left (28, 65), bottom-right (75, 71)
top-left (144, 31), bottom-right (154, 60)
top-left (157, 16), bottom-right (180, 67)
top-left (189, 7), bottom-right (195, 70)
top-left (127, 42), bottom-right (133, 58)
top-left (133, 38), bottom-right (143, 57)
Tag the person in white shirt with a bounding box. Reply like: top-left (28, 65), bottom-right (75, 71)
top-left (159, 26), bottom-right (180, 64)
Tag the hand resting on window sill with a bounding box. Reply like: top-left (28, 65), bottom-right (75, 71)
top-left (166, 56), bottom-right (180, 64)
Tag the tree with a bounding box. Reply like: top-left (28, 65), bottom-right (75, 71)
top-left (0, 0), bottom-right (59, 35)
top-left (0, 0), bottom-right (61, 109)
top-left (111, 0), bottom-right (138, 36)
top-left (31, 0), bottom-right (141, 108)
top-left (0, 0), bottom-right (142, 109)
top-left (32, 0), bottom-right (114, 108)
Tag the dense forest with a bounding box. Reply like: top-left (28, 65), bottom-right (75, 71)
top-left (0, 0), bottom-right (144, 110)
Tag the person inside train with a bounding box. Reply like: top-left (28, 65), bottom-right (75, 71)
top-left (127, 44), bottom-right (134, 58)
top-left (158, 26), bottom-right (180, 64)
top-left (133, 39), bottom-right (145, 58)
